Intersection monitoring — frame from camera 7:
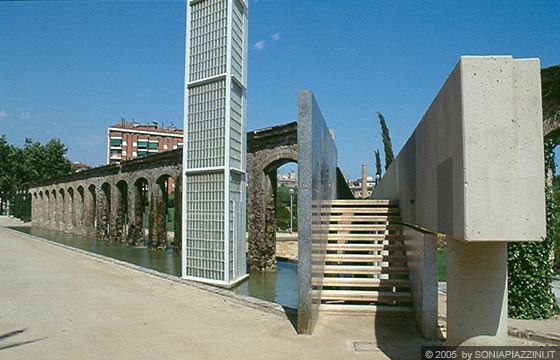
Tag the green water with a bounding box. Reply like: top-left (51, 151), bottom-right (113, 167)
top-left (11, 227), bottom-right (298, 309)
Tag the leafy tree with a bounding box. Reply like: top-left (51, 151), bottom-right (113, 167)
top-left (374, 149), bottom-right (382, 178)
top-left (0, 136), bottom-right (16, 213)
top-left (0, 135), bottom-right (73, 219)
top-left (377, 112), bottom-right (394, 170)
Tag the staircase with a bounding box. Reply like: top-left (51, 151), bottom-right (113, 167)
top-left (313, 200), bottom-right (413, 316)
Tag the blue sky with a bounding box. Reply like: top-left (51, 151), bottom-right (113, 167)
top-left (1, 1), bottom-right (559, 180)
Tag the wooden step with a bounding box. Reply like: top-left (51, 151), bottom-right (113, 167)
top-left (322, 254), bottom-right (407, 263)
top-left (316, 290), bottom-right (413, 302)
top-left (327, 234), bottom-right (404, 242)
top-left (325, 243), bottom-right (404, 252)
top-left (327, 224), bottom-right (402, 232)
top-left (315, 277), bottom-right (411, 288)
top-left (316, 265), bottom-right (410, 275)
top-left (319, 304), bottom-right (413, 316)
top-left (328, 215), bottom-right (400, 223)
top-left (325, 200), bottom-right (399, 206)
top-left (324, 207), bottom-right (401, 215)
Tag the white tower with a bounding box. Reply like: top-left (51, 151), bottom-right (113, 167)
top-left (183, 0), bottom-right (248, 287)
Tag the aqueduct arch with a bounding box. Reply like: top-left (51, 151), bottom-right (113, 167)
top-left (246, 121), bottom-right (297, 271)
top-left (28, 122), bottom-right (299, 272)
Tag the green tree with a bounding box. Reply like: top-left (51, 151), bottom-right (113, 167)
top-left (377, 112), bottom-right (394, 170)
top-left (0, 135), bottom-right (74, 219)
top-left (0, 136), bottom-right (16, 214)
top-left (374, 149), bottom-right (382, 178)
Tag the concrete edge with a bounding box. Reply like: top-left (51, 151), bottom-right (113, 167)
top-left (508, 326), bottom-right (560, 346)
top-left (2, 225), bottom-right (295, 319)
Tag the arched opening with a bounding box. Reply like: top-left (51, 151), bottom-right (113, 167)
top-left (58, 189), bottom-right (65, 232)
top-left (85, 184), bottom-right (96, 236)
top-left (38, 191), bottom-right (44, 226)
top-left (76, 185), bottom-right (85, 234)
top-left (247, 154), bottom-right (297, 272)
top-left (50, 189), bottom-right (57, 230)
top-left (133, 178), bottom-right (149, 247)
top-left (150, 175), bottom-right (173, 250)
top-left (66, 187), bottom-right (74, 233)
top-left (96, 182), bottom-right (111, 240)
top-left (115, 180), bottom-right (128, 242)
top-left (173, 175), bottom-right (182, 254)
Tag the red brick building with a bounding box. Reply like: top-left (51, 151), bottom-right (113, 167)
top-left (107, 118), bottom-right (183, 164)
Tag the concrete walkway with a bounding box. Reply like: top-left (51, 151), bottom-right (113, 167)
top-left (1, 216), bottom-right (549, 359)
top-left (0, 216), bottom-right (431, 360)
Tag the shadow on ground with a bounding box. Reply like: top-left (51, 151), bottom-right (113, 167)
top-left (375, 316), bottom-right (442, 359)
top-left (0, 328), bottom-right (46, 351)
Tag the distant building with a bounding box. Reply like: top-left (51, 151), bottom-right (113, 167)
top-left (278, 170), bottom-right (297, 187)
top-left (107, 118), bottom-right (183, 164)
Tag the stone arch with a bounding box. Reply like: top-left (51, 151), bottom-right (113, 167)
top-left (132, 177), bottom-right (150, 246)
top-left (58, 188), bottom-right (66, 232)
top-left (97, 182), bottom-right (111, 240)
top-left (50, 189), bottom-right (57, 230)
top-left (75, 185), bottom-right (85, 234)
top-left (173, 174), bottom-right (182, 254)
top-left (150, 174), bottom-right (173, 250)
top-left (37, 191), bottom-right (44, 227)
top-left (246, 122), bottom-right (298, 271)
top-left (85, 184), bottom-right (96, 236)
top-left (31, 192), bottom-right (38, 227)
top-left (66, 187), bottom-right (74, 233)
top-left (112, 180), bottom-right (129, 242)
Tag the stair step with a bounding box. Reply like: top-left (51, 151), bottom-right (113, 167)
top-left (325, 243), bottom-right (404, 252)
top-left (316, 265), bottom-right (410, 275)
top-left (327, 224), bottom-right (402, 232)
top-left (319, 304), bottom-right (413, 316)
top-left (323, 254), bottom-right (407, 263)
top-left (325, 200), bottom-right (399, 206)
top-left (315, 277), bottom-right (411, 288)
top-left (328, 215), bottom-right (401, 223)
top-left (316, 290), bottom-right (413, 302)
top-left (327, 234), bottom-right (404, 242)
top-left (324, 207), bottom-right (401, 215)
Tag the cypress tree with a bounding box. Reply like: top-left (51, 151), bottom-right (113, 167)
top-left (377, 112), bottom-right (394, 170)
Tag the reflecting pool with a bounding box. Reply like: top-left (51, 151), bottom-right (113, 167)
top-left (11, 227), bottom-right (298, 309)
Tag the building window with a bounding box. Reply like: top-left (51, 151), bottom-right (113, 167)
top-left (163, 144), bottom-right (168, 150)
top-left (133, 151), bottom-right (137, 157)
top-left (133, 142), bottom-right (138, 147)
top-left (122, 140), bottom-right (127, 146)
top-left (122, 150), bottom-right (127, 156)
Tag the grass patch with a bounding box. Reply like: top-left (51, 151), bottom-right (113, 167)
top-left (438, 248), bottom-right (447, 282)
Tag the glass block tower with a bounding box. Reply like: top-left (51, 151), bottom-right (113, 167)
top-left (183, 0), bottom-right (248, 287)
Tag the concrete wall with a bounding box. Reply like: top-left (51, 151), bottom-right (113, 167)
top-left (297, 90), bottom-right (338, 335)
top-left (373, 56), bottom-right (545, 344)
top-left (402, 226), bottom-right (438, 339)
top-left (374, 56), bottom-right (545, 242)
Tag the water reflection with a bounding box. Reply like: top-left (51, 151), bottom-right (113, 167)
top-left (233, 261), bottom-right (298, 309)
top-left (11, 227), bottom-right (298, 309)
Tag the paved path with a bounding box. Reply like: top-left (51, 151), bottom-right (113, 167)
top-left (0, 217), bottom-right (430, 359)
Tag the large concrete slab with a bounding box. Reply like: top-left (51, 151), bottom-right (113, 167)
top-left (374, 56), bottom-right (545, 243)
top-left (297, 90), bottom-right (338, 335)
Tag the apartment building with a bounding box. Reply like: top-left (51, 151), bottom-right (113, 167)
top-left (107, 118), bottom-right (183, 164)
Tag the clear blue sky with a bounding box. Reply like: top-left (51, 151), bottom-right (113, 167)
top-left (1, 1), bottom-right (559, 180)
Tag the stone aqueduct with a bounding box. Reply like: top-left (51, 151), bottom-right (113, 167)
top-left (28, 123), bottom-right (297, 270)
top-left (29, 149), bottom-right (183, 251)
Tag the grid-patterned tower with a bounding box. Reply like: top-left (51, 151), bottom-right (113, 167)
top-left (183, 0), bottom-right (248, 287)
